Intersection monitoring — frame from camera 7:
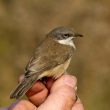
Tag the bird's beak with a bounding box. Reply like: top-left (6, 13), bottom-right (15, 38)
top-left (74, 33), bottom-right (83, 37)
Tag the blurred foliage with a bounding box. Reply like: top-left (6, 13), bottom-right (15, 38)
top-left (0, 0), bottom-right (110, 109)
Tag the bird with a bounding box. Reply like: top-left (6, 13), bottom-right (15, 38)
top-left (10, 26), bottom-right (83, 99)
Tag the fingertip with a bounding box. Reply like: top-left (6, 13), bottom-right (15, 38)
top-left (28, 87), bottom-right (48, 106)
top-left (63, 74), bottom-right (77, 88)
top-left (51, 74), bottom-right (77, 92)
top-left (26, 81), bottom-right (46, 97)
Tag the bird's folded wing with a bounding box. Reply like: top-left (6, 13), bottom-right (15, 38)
top-left (25, 55), bottom-right (70, 77)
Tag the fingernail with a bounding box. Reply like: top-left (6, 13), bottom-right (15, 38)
top-left (64, 77), bottom-right (74, 88)
top-left (75, 86), bottom-right (77, 91)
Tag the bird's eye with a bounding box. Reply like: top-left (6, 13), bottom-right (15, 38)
top-left (64, 34), bottom-right (69, 37)
top-left (62, 34), bottom-right (70, 39)
top-left (62, 34), bottom-right (72, 39)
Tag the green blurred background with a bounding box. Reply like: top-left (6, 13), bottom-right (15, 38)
top-left (0, 0), bottom-right (110, 109)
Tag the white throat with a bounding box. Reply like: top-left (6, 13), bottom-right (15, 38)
top-left (57, 37), bottom-right (76, 49)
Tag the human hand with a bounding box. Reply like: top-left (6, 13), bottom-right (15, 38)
top-left (4, 74), bottom-right (84, 110)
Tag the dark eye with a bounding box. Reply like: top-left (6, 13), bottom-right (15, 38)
top-left (62, 34), bottom-right (69, 39)
top-left (64, 34), bottom-right (69, 37)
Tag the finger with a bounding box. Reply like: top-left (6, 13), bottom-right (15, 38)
top-left (72, 98), bottom-right (84, 110)
top-left (26, 81), bottom-right (47, 96)
top-left (51, 74), bottom-right (77, 92)
top-left (8, 100), bottom-right (36, 110)
top-left (26, 81), bottom-right (48, 106)
top-left (38, 74), bottom-right (77, 110)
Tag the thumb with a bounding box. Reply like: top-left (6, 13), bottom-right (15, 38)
top-left (38, 74), bottom-right (77, 110)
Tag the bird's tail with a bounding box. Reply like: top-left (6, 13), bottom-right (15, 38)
top-left (10, 74), bottom-right (38, 99)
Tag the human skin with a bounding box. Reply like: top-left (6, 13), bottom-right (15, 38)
top-left (1, 74), bottom-right (84, 110)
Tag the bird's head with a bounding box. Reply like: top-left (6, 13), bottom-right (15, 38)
top-left (47, 26), bottom-right (83, 49)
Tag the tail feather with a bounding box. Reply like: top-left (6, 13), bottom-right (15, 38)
top-left (10, 74), bottom-right (38, 99)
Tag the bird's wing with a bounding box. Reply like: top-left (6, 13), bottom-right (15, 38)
top-left (25, 52), bottom-right (71, 78)
top-left (24, 52), bottom-right (58, 77)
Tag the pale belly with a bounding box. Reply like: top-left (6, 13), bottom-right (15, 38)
top-left (38, 58), bottom-right (71, 79)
